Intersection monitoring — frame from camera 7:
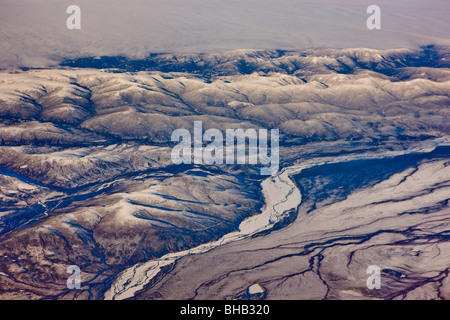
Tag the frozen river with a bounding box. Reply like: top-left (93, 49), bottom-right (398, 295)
top-left (105, 136), bottom-right (450, 300)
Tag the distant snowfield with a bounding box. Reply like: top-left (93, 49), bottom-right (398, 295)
top-left (0, 0), bottom-right (449, 69)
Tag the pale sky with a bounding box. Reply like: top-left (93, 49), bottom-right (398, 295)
top-left (0, 0), bottom-right (449, 69)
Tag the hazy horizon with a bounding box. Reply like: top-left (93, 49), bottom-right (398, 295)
top-left (0, 0), bottom-right (449, 69)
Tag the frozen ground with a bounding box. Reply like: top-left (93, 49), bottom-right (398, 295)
top-left (0, 47), bottom-right (448, 300)
top-left (133, 141), bottom-right (450, 300)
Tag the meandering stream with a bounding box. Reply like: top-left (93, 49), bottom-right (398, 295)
top-left (104, 137), bottom-right (449, 300)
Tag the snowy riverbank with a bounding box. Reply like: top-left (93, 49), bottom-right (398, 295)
top-left (104, 136), bottom-right (450, 300)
